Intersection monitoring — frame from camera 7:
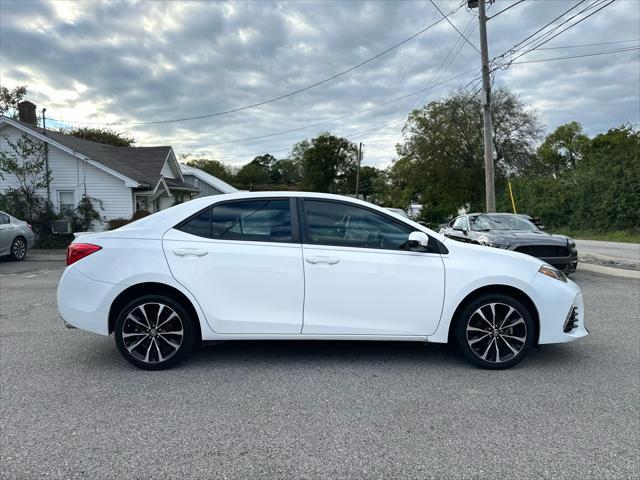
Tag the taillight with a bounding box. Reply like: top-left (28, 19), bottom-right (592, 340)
top-left (27, 224), bottom-right (33, 230)
top-left (66, 243), bottom-right (102, 266)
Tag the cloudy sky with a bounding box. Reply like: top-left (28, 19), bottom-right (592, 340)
top-left (1, 0), bottom-right (638, 168)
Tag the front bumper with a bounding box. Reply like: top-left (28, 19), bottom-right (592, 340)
top-left (529, 273), bottom-right (588, 344)
top-left (540, 254), bottom-right (578, 274)
top-left (506, 244), bottom-right (578, 274)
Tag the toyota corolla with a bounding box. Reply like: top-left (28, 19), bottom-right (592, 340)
top-left (57, 192), bottom-right (588, 370)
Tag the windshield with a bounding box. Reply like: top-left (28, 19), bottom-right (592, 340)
top-left (470, 214), bottom-right (539, 232)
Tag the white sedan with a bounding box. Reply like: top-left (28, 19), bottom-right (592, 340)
top-left (57, 192), bottom-right (588, 370)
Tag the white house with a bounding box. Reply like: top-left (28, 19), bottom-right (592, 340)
top-left (0, 105), bottom-right (208, 229)
top-left (180, 163), bottom-right (237, 197)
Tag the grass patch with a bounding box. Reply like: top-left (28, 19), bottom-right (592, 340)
top-left (547, 228), bottom-right (640, 243)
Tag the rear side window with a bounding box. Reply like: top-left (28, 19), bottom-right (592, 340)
top-left (0, 213), bottom-right (9, 224)
top-left (178, 208), bottom-right (211, 238)
top-left (177, 199), bottom-right (292, 243)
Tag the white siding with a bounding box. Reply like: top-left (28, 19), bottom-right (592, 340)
top-left (183, 175), bottom-right (225, 197)
top-left (161, 159), bottom-right (176, 179)
top-left (0, 125), bottom-right (134, 230)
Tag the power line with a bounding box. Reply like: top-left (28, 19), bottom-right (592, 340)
top-left (50, 4), bottom-right (464, 128)
top-left (509, 46), bottom-right (639, 64)
top-left (508, 0), bottom-right (606, 56)
top-left (498, 0), bottom-right (588, 58)
top-left (180, 68), bottom-right (479, 148)
top-left (534, 38), bottom-right (639, 50)
top-left (508, 0), bottom-right (617, 64)
top-left (429, 0), bottom-right (481, 53)
top-left (487, 0), bottom-right (527, 21)
top-left (408, 11), bottom-right (478, 114)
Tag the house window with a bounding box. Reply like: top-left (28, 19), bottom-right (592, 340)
top-left (58, 191), bottom-right (75, 216)
top-left (135, 195), bottom-right (150, 211)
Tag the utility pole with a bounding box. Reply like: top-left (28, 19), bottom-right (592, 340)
top-left (355, 142), bottom-right (362, 198)
top-left (476, 0), bottom-right (496, 212)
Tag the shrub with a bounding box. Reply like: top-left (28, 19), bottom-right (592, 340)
top-left (107, 209), bottom-right (152, 230)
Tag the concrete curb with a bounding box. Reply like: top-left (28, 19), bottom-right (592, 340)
top-left (578, 263), bottom-right (640, 279)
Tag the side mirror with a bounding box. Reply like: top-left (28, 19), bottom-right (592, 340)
top-left (407, 231), bottom-right (431, 250)
top-left (453, 226), bottom-right (468, 235)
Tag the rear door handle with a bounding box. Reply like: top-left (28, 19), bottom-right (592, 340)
top-left (173, 248), bottom-right (208, 257)
top-left (305, 256), bottom-right (340, 265)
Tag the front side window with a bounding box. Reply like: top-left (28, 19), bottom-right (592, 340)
top-left (177, 199), bottom-right (292, 242)
top-left (58, 191), bottom-right (75, 216)
top-left (304, 200), bottom-right (412, 250)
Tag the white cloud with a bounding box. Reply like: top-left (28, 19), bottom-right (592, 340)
top-left (0, 0), bottom-right (638, 168)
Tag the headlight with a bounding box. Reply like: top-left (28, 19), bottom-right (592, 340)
top-left (538, 265), bottom-right (567, 282)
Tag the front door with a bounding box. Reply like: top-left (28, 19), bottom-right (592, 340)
top-left (163, 198), bottom-right (304, 334)
top-left (300, 199), bottom-right (445, 336)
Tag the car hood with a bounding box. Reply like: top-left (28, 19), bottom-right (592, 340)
top-left (443, 236), bottom-right (545, 269)
top-left (476, 230), bottom-right (569, 246)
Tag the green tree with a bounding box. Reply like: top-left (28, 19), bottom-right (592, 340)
top-left (0, 133), bottom-right (51, 221)
top-left (530, 121), bottom-right (590, 177)
top-left (235, 162), bottom-right (270, 189)
top-left (502, 124), bottom-right (639, 233)
top-left (0, 84), bottom-right (28, 118)
top-left (271, 158), bottom-right (303, 185)
top-left (292, 132), bottom-right (359, 193)
top-left (63, 127), bottom-right (135, 147)
top-left (390, 88), bottom-right (542, 222)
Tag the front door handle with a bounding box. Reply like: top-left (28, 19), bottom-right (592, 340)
top-left (305, 256), bottom-right (340, 265)
top-left (173, 248), bottom-right (208, 257)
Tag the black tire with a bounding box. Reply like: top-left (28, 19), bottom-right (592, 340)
top-left (114, 295), bottom-right (196, 370)
top-left (454, 294), bottom-right (535, 370)
top-left (9, 236), bottom-right (27, 261)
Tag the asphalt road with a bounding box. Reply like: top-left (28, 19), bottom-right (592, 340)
top-left (576, 239), bottom-right (640, 266)
top-left (1, 256), bottom-right (639, 479)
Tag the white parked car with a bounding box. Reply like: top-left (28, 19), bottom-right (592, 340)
top-left (57, 192), bottom-right (588, 370)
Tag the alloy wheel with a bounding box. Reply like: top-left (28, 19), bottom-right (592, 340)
top-left (12, 238), bottom-right (26, 260)
top-left (466, 302), bottom-right (527, 364)
top-left (121, 302), bottom-right (184, 364)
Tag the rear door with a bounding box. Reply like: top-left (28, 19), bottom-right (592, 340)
top-left (299, 199), bottom-right (445, 336)
top-left (163, 198), bottom-right (304, 334)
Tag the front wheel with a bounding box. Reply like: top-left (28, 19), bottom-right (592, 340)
top-left (114, 295), bottom-right (196, 370)
top-left (454, 294), bottom-right (535, 369)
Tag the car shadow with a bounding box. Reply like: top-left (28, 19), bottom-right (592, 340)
top-left (69, 336), bottom-right (594, 375)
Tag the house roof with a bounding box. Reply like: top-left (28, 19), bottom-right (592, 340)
top-left (1, 117), bottom-right (180, 189)
top-left (179, 164), bottom-right (238, 194)
top-left (165, 177), bottom-right (199, 192)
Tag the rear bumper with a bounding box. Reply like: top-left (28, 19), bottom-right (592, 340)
top-left (56, 266), bottom-right (127, 336)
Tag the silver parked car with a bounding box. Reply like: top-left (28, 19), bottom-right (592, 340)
top-left (0, 211), bottom-right (35, 261)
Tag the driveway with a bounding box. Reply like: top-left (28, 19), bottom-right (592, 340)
top-left (1, 256), bottom-right (638, 479)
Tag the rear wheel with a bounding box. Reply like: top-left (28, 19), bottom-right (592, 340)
top-left (10, 236), bottom-right (27, 261)
top-left (454, 294), bottom-right (535, 369)
top-left (114, 295), bottom-right (196, 370)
